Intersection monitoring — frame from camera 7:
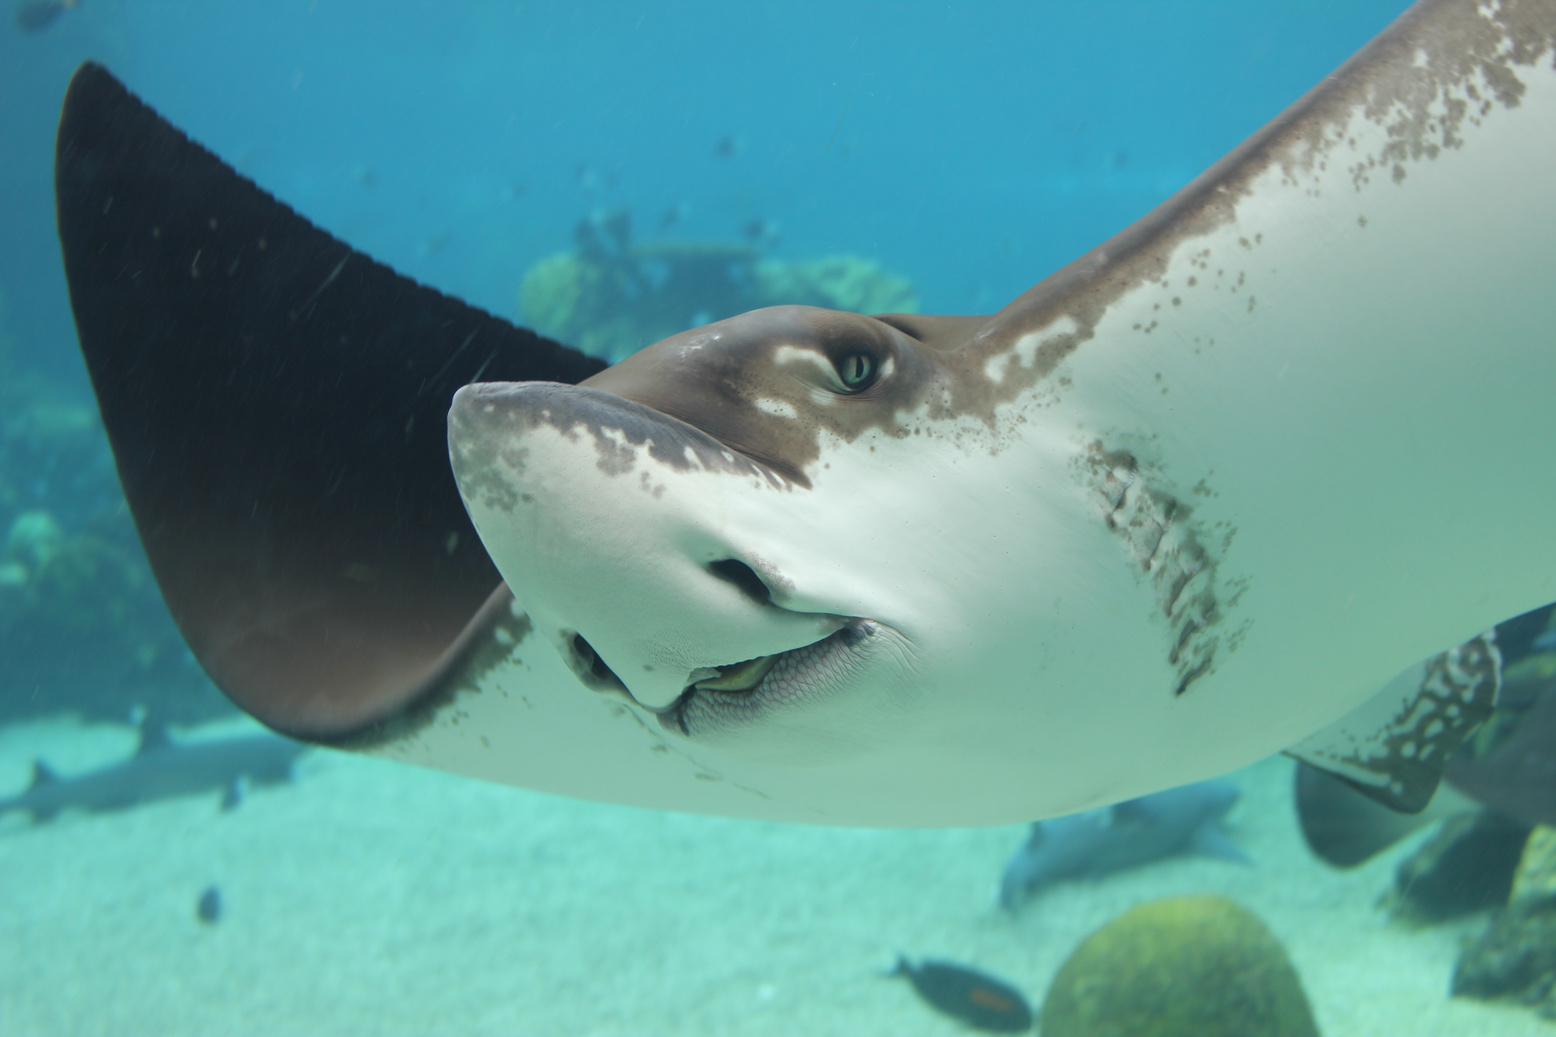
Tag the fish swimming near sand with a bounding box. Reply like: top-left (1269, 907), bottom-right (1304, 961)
top-left (51, 0), bottom-right (1556, 827)
top-left (0, 722), bottom-right (306, 823)
top-left (889, 957), bottom-right (1033, 1034)
top-left (998, 778), bottom-right (1248, 911)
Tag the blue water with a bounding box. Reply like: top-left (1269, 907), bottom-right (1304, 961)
top-left (1, 1), bottom-right (1402, 382)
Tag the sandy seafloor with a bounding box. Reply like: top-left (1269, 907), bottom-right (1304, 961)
top-left (0, 716), bottom-right (1546, 1037)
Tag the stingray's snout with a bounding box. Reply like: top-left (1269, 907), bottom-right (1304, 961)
top-left (447, 379), bottom-right (564, 472)
top-left (448, 380), bottom-right (841, 711)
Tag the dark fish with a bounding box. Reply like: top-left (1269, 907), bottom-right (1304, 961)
top-left (599, 209), bottom-right (631, 251)
top-left (658, 202), bottom-right (689, 231)
top-left (572, 162), bottom-right (617, 193)
top-left (714, 134), bottom-right (740, 158)
top-left (741, 218), bottom-right (778, 246)
top-left (890, 956), bottom-right (1032, 1033)
top-left (573, 208), bottom-right (633, 260)
top-left (197, 886), bottom-right (222, 925)
top-left (15, 0), bottom-right (76, 33)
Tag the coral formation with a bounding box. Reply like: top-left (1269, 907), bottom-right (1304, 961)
top-left (1453, 826), bottom-right (1556, 1017)
top-left (0, 294), bottom-right (227, 726)
top-left (1384, 810), bottom-right (1531, 923)
top-left (520, 241), bottom-right (760, 361)
top-left (751, 255), bottom-right (917, 316)
top-left (1040, 894), bottom-right (1320, 1037)
top-left (518, 211), bottom-right (917, 362)
top-left (1, 509), bottom-right (143, 635)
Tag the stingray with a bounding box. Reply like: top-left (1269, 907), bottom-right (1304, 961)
top-left (53, 0), bottom-right (1556, 826)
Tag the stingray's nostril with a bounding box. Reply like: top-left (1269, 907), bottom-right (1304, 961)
top-left (708, 558), bottom-right (772, 606)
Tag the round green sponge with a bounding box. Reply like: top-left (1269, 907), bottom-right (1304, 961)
top-left (1041, 895), bottom-right (1320, 1037)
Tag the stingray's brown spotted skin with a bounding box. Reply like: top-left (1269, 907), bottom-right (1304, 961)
top-left (583, 306), bottom-right (964, 487)
top-left (56, 2), bottom-right (1556, 827)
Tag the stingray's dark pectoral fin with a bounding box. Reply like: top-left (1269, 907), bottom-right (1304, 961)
top-left (1289, 759), bottom-right (1460, 868)
top-left (1284, 631), bottom-right (1501, 817)
top-left (54, 63), bottom-right (608, 744)
top-left (1442, 669), bottom-right (1556, 830)
top-left (1284, 631), bottom-right (1505, 867)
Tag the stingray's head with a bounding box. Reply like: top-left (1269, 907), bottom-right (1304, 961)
top-left (448, 305), bottom-right (1002, 765)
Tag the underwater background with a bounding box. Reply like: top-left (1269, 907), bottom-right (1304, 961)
top-left (2, 2), bottom-right (1553, 1034)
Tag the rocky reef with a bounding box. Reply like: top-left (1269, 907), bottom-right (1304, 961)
top-left (1384, 810), bottom-right (1531, 923)
top-left (1453, 825), bottom-right (1556, 1018)
top-left (1040, 894), bottom-right (1320, 1037)
top-left (0, 295), bottom-right (227, 726)
top-left (518, 210), bottom-right (918, 362)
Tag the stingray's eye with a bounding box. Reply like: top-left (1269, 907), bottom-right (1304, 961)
top-left (835, 349), bottom-right (878, 392)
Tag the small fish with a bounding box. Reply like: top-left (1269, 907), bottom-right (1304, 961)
top-left (741, 218), bottom-right (779, 247)
top-left (573, 208), bottom-right (633, 260)
top-left (598, 209), bottom-right (631, 252)
top-left (196, 885), bottom-right (222, 925)
top-left (998, 777), bottom-right (1248, 911)
top-left (889, 956), bottom-right (1032, 1033)
top-left (658, 202), bottom-right (690, 232)
top-left (714, 134), bottom-right (740, 158)
top-left (572, 162), bottom-right (617, 193)
top-left (15, 0), bottom-right (78, 33)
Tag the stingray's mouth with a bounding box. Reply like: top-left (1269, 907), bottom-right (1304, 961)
top-left (658, 619), bottom-right (881, 737)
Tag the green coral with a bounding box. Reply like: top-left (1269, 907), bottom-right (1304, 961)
top-left (752, 255), bottom-right (917, 314)
top-left (0, 509), bottom-right (146, 635)
top-left (1041, 895), bottom-right (1321, 1037)
top-left (517, 233), bottom-right (917, 363)
top-left (1514, 826), bottom-right (1556, 905)
top-left (518, 253), bottom-right (601, 348)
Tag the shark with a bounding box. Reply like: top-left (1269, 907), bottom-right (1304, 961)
top-left (0, 723), bottom-right (306, 823)
top-left (51, 0), bottom-right (1556, 827)
top-left (997, 779), bottom-right (1249, 911)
